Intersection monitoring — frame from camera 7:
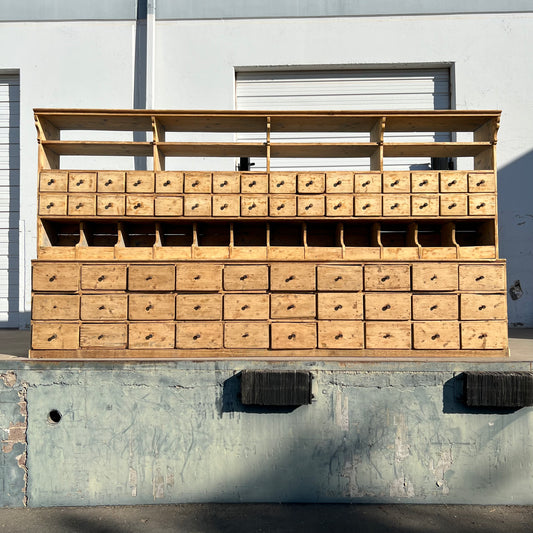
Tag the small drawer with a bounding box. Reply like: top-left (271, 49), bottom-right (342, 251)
top-left (271, 322), bottom-right (317, 349)
top-left (270, 264), bottom-right (316, 291)
top-left (126, 195), bottom-right (154, 216)
top-left (212, 172), bottom-right (240, 193)
top-left (317, 265), bottom-right (363, 291)
top-left (364, 293), bottom-right (411, 320)
top-left (318, 321), bottom-right (363, 349)
top-left (128, 264), bottom-right (175, 291)
top-left (80, 323), bottom-right (127, 348)
top-left (129, 323), bottom-right (175, 349)
top-left (224, 264), bottom-right (269, 290)
top-left (459, 264), bottom-right (505, 291)
top-left (212, 195), bottom-right (240, 217)
top-left (468, 194), bottom-right (496, 216)
top-left (318, 293), bottom-right (363, 320)
top-left (460, 293), bottom-right (507, 320)
top-left (97, 171), bottom-right (125, 192)
top-left (241, 195), bottom-right (268, 216)
top-left (242, 173), bottom-right (268, 193)
top-left (176, 294), bottom-right (222, 320)
top-left (440, 172), bottom-right (467, 193)
top-left (155, 196), bottom-right (183, 216)
top-left (326, 195), bottom-right (353, 216)
top-left (383, 194), bottom-right (410, 216)
top-left (270, 172), bottom-right (297, 194)
top-left (224, 322), bottom-right (269, 348)
top-left (33, 263), bottom-right (79, 291)
top-left (81, 264), bottom-right (127, 290)
top-left (383, 172), bottom-right (410, 193)
top-left (129, 293), bottom-right (176, 320)
top-left (413, 322), bottom-right (459, 349)
top-left (39, 171), bottom-right (68, 192)
top-left (39, 194), bottom-right (67, 216)
top-left (270, 293), bottom-right (316, 319)
top-left (412, 264), bottom-right (458, 291)
top-left (364, 264), bottom-right (410, 291)
top-left (97, 195), bottom-right (125, 216)
top-left (326, 172), bottom-right (353, 193)
top-left (354, 173), bottom-right (381, 193)
top-left (298, 195), bottom-right (325, 216)
top-left (68, 195), bottom-right (96, 216)
top-left (184, 172), bottom-right (211, 193)
top-left (68, 172), bottom-right (96, 192)
top-left (412, 294), bottom-right (458, 320)
top-left (365, 322), bottom-right (411, 349)
top-left (156, 172), bottom-right (183, 193)
top-left (32, 294), bottom-right (79, 320)
top-left (176, 264), bottom-right (222, 291)
top-left (184, 195), bottom-right (211, 216)
top-left (411, 172), bottom-right (439, 193)
top-left (468, 172), bottom-right (495, 193)
top-left (80, 294), bottom-right (127, 320)
top-left (32, 322), bottom-right (79, 349)
top-left (269, 196), bottom-right (296, 217)
top-left (224, 294), bottom-right (269, 320)
top-left (411, 195), bottom-right (439, 216)
top-left (354, 195), bottom-right (381, 216)
top-left (126, 171), bottom-right (154, 193)
top-left (176, 322), bottom-right (223, 349)
top-left (440, 194), bottom-right (467, 216)
top-left (461, 321), bottom-right (507, 349)
top-left (298, 172), bottom-right (325, 193)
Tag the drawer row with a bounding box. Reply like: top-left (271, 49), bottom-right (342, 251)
top-left (38, 193), bottom-right (497, 218)
top-left (31, 320), bottom-right (508, 350)
top-left (32, 292), bottom-right (507, 321)
top-left (39, 170), bottom-right (496, 195)
top-left (32, 262), bottom-right (507, 292)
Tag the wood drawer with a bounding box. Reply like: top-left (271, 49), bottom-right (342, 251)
top-left (33, 263), bottom-right (79, 291)
top-left (412, 294), bottom-right (458, 320)
top-left (468, 194), bottom-right (496, 216)
top-left (176, 264), bottom-right (222, 291)
top-left (440, 172), bottom-right (467, 193)
top-left (224, 264), bottom-right (269, 290)
top-left (32, 322), bottom-right (79, 349)
top-left (411, 172), bottom-right (439, 193)
top-left (326, 172), bottom-right (353, 193)
top-left (318, 293), bottom-right (363, 320)
top-left (129, 323), bottom-right (175, 349)
top-left (241, 195), bottom-right (268, 216)
top-left (318, 321), bottom-right (364, 349)
top-left (39, 194), bottom-right (67, 216)
top-left (212, 195), bottom-right (240, 217)
top-left (440, 194), bottom-right (467, 216)
top-left (80, 294), bottom-right (127, 320)
top-left (212, 172), bottom-right (240, 193)
top-left (156, 172), bottom-right (183, 193)
top-left (298, 196), bottom-right (325, 216)
top-left (224, 322), bottom-right (269, 348)
top-left (176, 294), bottom-right (222, 320)
top-left (271, 322), bottom-right (317, 349)
top-left (126, 195), bottom-right (154, 216)
top-left (97, 195), bottom-right (125, 216)
top-left (317, 265), bottom-right (363, 291)
top-left (468, 172), bottom-right (495, 193)
top-left (97, 171), bottom-right (125, 192)
top-left (40, 171), bottom-right (68, 192)
top-left (365, 322), bottom-right (411, 349)
top-left (129, 293), bottom-right (175, 320)
top-left (413, 322), bottom-right (459, 349)
top-left (383, 171), bottom-right (410, 193)
top-left (460, 293), bottom-right (507, 320)
top-left (354, 194), bottom-right (381, 216)
top-left (364, 293), bottom-right (411, 320)
top-left (383, 194), bottom-right (410, 216)
top-left (128, 264), bottom-right (175, 291)
top-left (69, 172), bottom-right (97, 192)
top-left (364, 264), bottom-right (410, 291)
top-left (154, 196), bottom-right (182, 216)
top-left (271, 293), bottom-right (316, 319)
top-left (81, 264), bottom-right (127, 290)
top-left (411, 195), bottom-right (439, 216)
top-left (32, 294), bottom-right (79, 320)
top-left (242, 174), bottom-right (268, 193)
top-left (459, 264), bottom-right (505, 291)
top-left (184, 195), bottom-right (211, 216)
top-left (270, 264), bottom-right (316, 291)
top-left (80, 323), bottom-right (127, 348)
top-left (412, 263), bottom-right (458, 291)
top-left (270, 172), bottom-right (297, 194)
top-left (127, 171), bottom-right (154, 193)
top-left (354, 173), bottom-right (381, 193)
top-left (68, 195), bottom-right (96, 216)
top-left (461, 321), bottom-right (507, 349)
top-left (176, 322), bottom-right (223, 349)
top-left (224, 294), bottom-right (269, 320)
top-left (269, 196), bottom-right (296, 217)
top-left (326, 195), bottom-right (353, 216)
top-left (184, 172), bottom-right (211, 193)
top-left (298, 172), bottom-right (325, 193)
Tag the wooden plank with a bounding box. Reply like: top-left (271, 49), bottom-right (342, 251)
top-left (384, 142), bottom-right (491, 158)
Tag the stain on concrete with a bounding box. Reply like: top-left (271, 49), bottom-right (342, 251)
top-left (0, 371), bottom-right (17, 388)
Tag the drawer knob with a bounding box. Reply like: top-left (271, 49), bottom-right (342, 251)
top-left (47, 334), bottom-right (57, 342)
top-left (240, 274), bottom-right (248, 280)
top-left (431, 274), bottom-right (437, 281)
top-left (362, 180), bottom-right (370, 187)
top-left (383, 333), bottom-right (391, 339)
top-left (381, 275), bottom-right (390, 282)
top-left (419, 202), bottom-right (428, 209)
top-left (193, 334), bottom-right (201, 340)
top-left (448, 203), bottom-right (456, 209)
top-left (76, 179), bottom-right (84, 186)
top-left (476, 275), bottom-right (485, 281)
top-left (382, 304), bottom-right (391, 311)
top-left (335, 333), bottom-right (343, 340)
top-left (248, 203), bottom-right (256, 210)
top-left (391, 179), bottom-right (400, 187)
top-left (76, 203), bottom-right (83, 209)
top-left (98, 275), bottom-right (105, 281)
top-left (105, 179), bottom-right (113, 186)
top-left (133, 179), bottom-right (141, 187)
top-left (334, 203), bottom-right (342, 210)
top-left (362, 203), bottom-right (370, 210)
top-left (220, 180), bottom-right (228, 187)
top-left (192, 180), bottom-right (200, 187)
top-left (277, 204), bottom-right (285, 210)
top-left (146, 276), bottom-right (152, 281)
top-left (145, 334), bottom-right (153, 340)
top-left (477, 179), bottom-right (486, 186)
top-left (48, 178), bottom-right (55, 185)
top-left (305, 203), bottom-right (313, 210)
top-left (335, 276), bottom-right (343, 282)
top-left (220, 203), bottom-right (228, 210)
top-left (448, 179), bottom-right (457, 186)
top-left (419, 179), bottom-right (428, 186)
top-left (288, 333), bottom-right (296, 340)
top-left (334, 304), bottom-right (343, 311)
top-left (49, 275), bottom-right (56, 282)
top-left (242, 332), bottom-right (249, 338)
top-left (285, 275), bottom-right (295, 282)
top-left (52, 305), bottom-right (57, 309)
top-left (306, 180), bottom-right (314, 187)
top-left (431, 334), bottom-right (440, 340)
top-left (248, 180), bottom-right (256, 187)
top-left (390, 203), bottom-right (399, 209)
top-left (146, 304), bottom-right (153, 311)
top-left (98, 334), bottom-right (104, 340)
top-left (134, 202), bottom-right (141, 209)
top-left (105, 203), bottom-right (112, 209)
top-left (276, 180), bottom-right (284, 187)
top-left (476, 202), bottom-right (486, 209)
top-left (334, 180), bottom-right (342, 187)
top-left (98, 305), bottom-right (106, 310)
top-left (287, 304), bottom-right (295, 310)
top-left (194, 305), bottom-right (201, 311)
top-left (479, 333), bottom-right (488, 339)
top-left (192, 203), bottom-right (199, 210)
top-left (479, 304), bottom-right (486, 310)
top-left (430, 304), bottom-right (438, 311)
top-left (46, 202), bottom-right (54, 209)
top-left (163, 180), bottom-right (171, 186)
top-left (241, 305), bottom-right (249, 311)
top-left (194, 275), bottom-right (201, 280)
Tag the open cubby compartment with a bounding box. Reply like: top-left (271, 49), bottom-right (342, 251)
top-left (115, 221), bottom-right (155, 260)
top-left (268, 221), bottom-right (305, 260)
top-left (37, 219), bottom-right (79, 259)
top-left (231, 222), bottom-right (268, 260)
top-left (455, 220), bottom-right (497, 259)
top-left (76, 221), bottom-right (118, 260)
top-left (417, 222), bottom-right (458, 260)
top-left (342, 221), bottom-right (381, 260)
top-left (304, 222), bottom-right (343, 260)
top-left (193, 222), bottom-right (231, 259)
top-left (379, 222), bottom-right (420, 260)
top-left (153, 221), bottom-right (193, 260)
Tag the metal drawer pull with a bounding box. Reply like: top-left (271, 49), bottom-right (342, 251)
top-left (220, 203), bottom-right (228, 210)
top-left (220, 180), bottom-right (228, 187)
top-left (242, 333), bottom-right (249, 338)
top-left (276, 180), bottom-right (284, 187)
top-left (248, 180), bottom-right (256, 187)
top-left (419, 179), bottom-right (428, 186)
top-left (192, 203), bottom-right (199, 209)
top-left (382, 304), bottom-right (391, 311)
top-left (145, 334), bottom-right (153, 340)
top-left (476, 275), bottom-right (485, 281)
top-left (362, 203), bottom-right (370, 210)
top-left (194, 275), bottom-right (200, 280)
top-left (192, 180), bottom-right (200, 187)
top-left (98, 305), bottom-right (105, 310)
top-left (133, 179), bottom-right (141, 186)
top-left (48, 178), bottom-right (55, 185)
top-left (431, 274), bottom-right (437, 280)
top-left (334, 203), bottom-right (342, 210)
top-left (381, 275), bottom-right (390, 282)
top-left (193, 334), bottom-right (201, 340)
top-left (419, 202), bottom-right (428, 209)
top-left (145, 304), bottom-right (153, 311)
top-left (334, 180), bottom-right (342, 187)
top-left (76, 179), bottom-right (84, 186)
top-left (305, 204), bottom-right (313, 210)
top-left (47, 203), bottom-right (54, 208)
top-left (362, 180), bottom-right (370, 187)
top-left (288, 333), bottom-right (296, 339)
top-left (390, 203), bottom-right (399, 209)
top-left (334, 305), bottom-right (343, 311)
top-left (248, 203), bottom-right (256, 210)
top-left (476, 203), bottom-right (486, 209)
top-left (105, 179), bottom-right (113, 186)
top-left (391, 179), bottom-right (400, 186)
top-left (431, 334), bottom-right (440, 340)
top-left (98, 334), bottom-right (104, 340)
top-left (193, 305), bottom-right (201, 310)
top-left (335, 333), bottom-right (343, 340)
top-left (285, 275), bottom-right (295, 282)
top-left (240, 274), bottom-right (248, 280)
top-left (479, 305), bottom-right (486, 310)
top-left (383, 333), bottom-right (391, 338)
top-left (48, 334), bottom-right (57, 342)
top-left (241, 305), bottom-right (249, 310)
top-left (105, 203), bottom-right (112, 209)
top-left (146, 276), bottom-right (152, 280)
top-left (277, 204), bottom-right (284, 210)
top-left (306, 180), bottom-right (313, 186)
top-left (287, 304), bottom-right (295, 310)
top-left (49, 275), bottom-right (56, 282)
top-left (76, 203), bottom-right (83, 209)
top-left (98, 275), bottom-right (105, 281)
top-left (133, 202), bottom-right (141, 209)
top-left (448, 179), bottom-right (457, 186)
top-left (478, 333), bottom-right (488, 339)
top-left (477, 179), bottom-right (486, 186)
top-left (163, 180), bottom-right (171, 186)
top-left (448, 203), bottom-right (456, 209)
top-left (430, 305), bottom-right (438, 311)
top-left (335, 276), bottom-right (342, 282)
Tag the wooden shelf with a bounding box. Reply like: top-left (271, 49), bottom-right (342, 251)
top-left (42, 140), bottom-right (153, 157)
top-left (383, 142), bottom-right (492, 158)
top-left (159, 142), bottom-right (266, 158)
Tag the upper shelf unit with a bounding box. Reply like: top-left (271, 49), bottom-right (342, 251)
top-left (34, 109), bottom-right (501, 172)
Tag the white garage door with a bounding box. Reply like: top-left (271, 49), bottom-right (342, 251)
top-left (0, 74), bottom-right (19, 327)
top-left (235, 68), bottom-right (450, 170)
